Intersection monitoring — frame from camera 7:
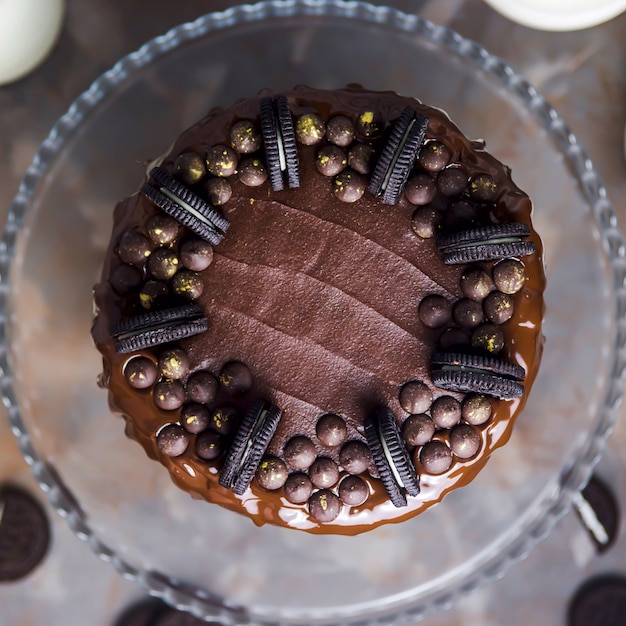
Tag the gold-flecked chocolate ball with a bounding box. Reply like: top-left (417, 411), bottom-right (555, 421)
top-left (230, 119), bottom-right (261, 154)
top-left (146, 214), bottom-right (180, 245)
top-left (206, 144), bottom-right (238, 177)
top-left (256, 457), bottom-right (289, 491)
top-left (355, 110), bottom-right (382, 138)
top-left (461, 394), bottom-right (492, 426)
top-left (493, 259), bottom-right (526, 294)
top-left (295, 113), bottom-right (326, 145)
top-left (172, 270), bottom-right (203, 300)
top-left (174, 152), bottom-right (207, 185)
top-left (139, 280), bottom-right (168, 310)
top-left (147, 248), bottom-right (179, 281)
top-left (158, 348), bottom-right (190, 380)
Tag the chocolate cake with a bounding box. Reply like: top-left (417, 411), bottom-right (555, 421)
top-left (91, 85), bottom-right (545, 534)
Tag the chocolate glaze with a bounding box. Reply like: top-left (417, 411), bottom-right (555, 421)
top-left (91, 85), bottom-right (545, 535)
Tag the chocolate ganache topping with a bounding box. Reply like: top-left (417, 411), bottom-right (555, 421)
top-left (91, 85), bottom-right (545, 534)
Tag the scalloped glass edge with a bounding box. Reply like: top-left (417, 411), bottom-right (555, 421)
top-left (1, 1), bottom-right (625, 624)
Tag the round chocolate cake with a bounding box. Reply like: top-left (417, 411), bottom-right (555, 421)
top-left (91, 85), bottom-right (545, 534)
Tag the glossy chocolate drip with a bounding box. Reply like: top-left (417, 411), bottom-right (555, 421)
top-left (91, 85), bottom-right (545, 534)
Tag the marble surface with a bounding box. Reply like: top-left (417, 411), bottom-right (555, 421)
top-left (1, 1), bottom-right (626, 625)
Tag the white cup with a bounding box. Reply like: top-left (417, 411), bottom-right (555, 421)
top-left (482, 0), bottom-right (626, 30)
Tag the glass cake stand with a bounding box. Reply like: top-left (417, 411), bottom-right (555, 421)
top-left (2, 1), bottom-right (626, 623)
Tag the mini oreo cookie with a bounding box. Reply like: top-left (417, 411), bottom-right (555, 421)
top-left (110, 304), bottom-right (208, 354)
top-left (219, 399), bottom-right (282, 496)
top-left (141, 167), bottom-right (229, 245)
top-left (368, 106), bottom-right (428, 205)
top-left (364, 407), bottom-right (420, 507)
top-left (431, 352), bottom-right (525, 399)
top-left (567, 574), bottom-right (626, 626)
top-left (260, 95), bottom-right (300, 191)
top-left (573, 475), bottom-right (620, 554)
top-left (437, 223), bottom-right (534, 264)
top-left (0, 484), bottom-right (50, 581)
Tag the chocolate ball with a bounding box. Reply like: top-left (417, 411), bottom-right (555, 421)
top-left (124, 356), bottom-right (158, 389)
top-left (419, 441), bottom-right (453, 474)
top-left (158, 348), bottom-right (190, 380)
top-left (219, 361), bottom-right (252, 396)
top-left (118, 230), bottom-right (151, 266)
top-left (186, 371), bottom-right (218, 405)
top-left (205, 144), bottom-right (238, 177)
top-left (462, 394), bottom-right (493, 426)
top-left (446, 200), bottom-right (478, 229)
top-left (238, 158), bottom-right (268, 187)
top-left (348, 142), bottom-right (375, 175)
top-left (402, 414), bottom-right (435, 447)
top-left (493, 259), bottom-right (526, 294)
top-left (418, 294), bottom-right (451, 328)
top-left (308, 490), bottom-right (341, 523)
top-left (436, 166), bottom-right (467, 197)
top-left (284, 436), bottom-right (317, 470)
top-left (404, 173), bottom-right (436, 206)
top-left (284, 472), bottom-right (314, 504)
top-left (195, 430), bottom-right (223, 460)
top-left (309, 457), bottom-right (339, 489)
top-left (180, 403), bottom-right (210, 434)
top-left (153, 380), bottom-right (185, 411)
top-left (147, 248), bottom-right (180, 281)
top-left (431, 396), bottom-right (461, 429)
top-left (110, 264), bottom-right (142, 295)
top-left (333, 170), bottom-right (365, 203)
top-left (180, 238), bottom-right (213, 272)
top-left (399, 380), bottom-right (432, 414)
top-left (256, 457), bottom-right (288, 491)
top-left (174, 152), bottom-right (206, 185)
top-left (315, 414), bottom-right (347, 447)
top-left (326, 115), bottom-right (356, 147)
top-left (139, 280), bottom-right (168, 310)
top-left (204, 177), bottom-right (232, 206)
top-left (338, 475), bottom-right (369, 506)
top-left (355, 110), bottom-right (382, 138)
top-left (450, 424), bottom-right (481, 459)
top-left (295, 113), bottom-right (325, 145)
top-left (339, 440), bottom-right (371, 474)
top-left (315, 145), bottom-right (347, 177)
top-left (419, 141), bottom-right (450, 172)
top-left (411, 206), bottom-right (442, 239)
top-left (469, 173), bottom-right (499, 201)
top-left (171, 270), bottom-right (203, 300)
top-left (483, 291), bottom-right (514, 324)
top-left (452, 298), bottom-right (484, 329)
top-left (437, 327), bottom-right (470, 351)
top-left (146, 214), bottom-right (180, 246)
top-left (157, 424), bottom-right (189, 457)
top-left (229, 119), bottom-right (261, 154)
top-left (471, 323), bottom-right (505, 354)
top-left (460, 267), bottom-right (493, 301)
top-left (210, 406), bottom-right (239, 436)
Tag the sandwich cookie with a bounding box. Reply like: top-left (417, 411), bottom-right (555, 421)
top-left (260, 94), bottom-right (300, 191)
top-left (437, 223), bottom-right (534, 265)
top-left (0, 484), bottom-right (50, 581)
top-left (219, 399), bottom-right (282, 496)
top-left (141, 166), bottom-right (229, 245)
top-left (364, 407), bottom-right (420, 507)
top-left (368, 106), bottom-right (429, 205)
top-left (431, 352), bottom-right (525, 399)
top-left (573, 474), bottom-right (620, 554)
top-left (110, 304), bottom-right (208, 354)
top-left (567, 575), bottom-right (626, 626)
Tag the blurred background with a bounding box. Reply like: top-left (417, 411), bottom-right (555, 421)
top-left (1, 1), bottom-right (625, 624)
